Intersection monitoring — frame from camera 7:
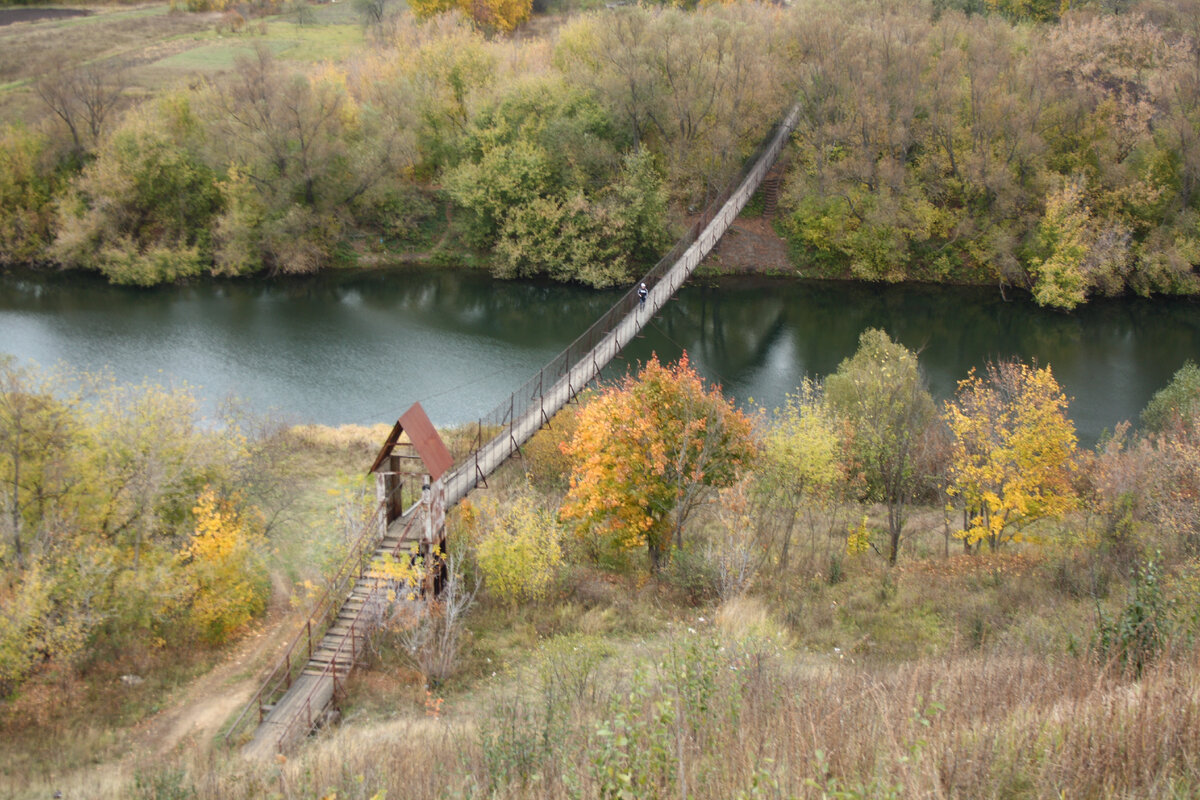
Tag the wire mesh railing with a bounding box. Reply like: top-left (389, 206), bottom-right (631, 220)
top-left (456, 102), bottom-right (801, 493)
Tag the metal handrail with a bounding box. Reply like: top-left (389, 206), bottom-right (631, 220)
top-left (270, 509), bottom-right (425, 750)
top-left (224, 489), bottom-right (401, 746)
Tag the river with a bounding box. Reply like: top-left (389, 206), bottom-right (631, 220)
top-left (2, 266), bottom-right (1199, 447)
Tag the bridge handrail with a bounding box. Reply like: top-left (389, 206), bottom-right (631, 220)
top-left (468, 103), bottom-right (801, 442)
top-left (269, 509), bottom-right (423, 751)
top-left (223, 492), bottom-right (398, 746)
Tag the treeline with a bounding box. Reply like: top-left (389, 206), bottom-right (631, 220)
top-left (0, 4), bottom-right (796, 288)
top-left (4, 1), bottom-right (1200, 306)
top-left (484, 332), bottom-right (1200, 596)
top-left (779, 0), bottom-right (1200, 307)
top-left (0, 358), bottom-right (289, 697)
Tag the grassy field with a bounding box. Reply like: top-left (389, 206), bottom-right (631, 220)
top-left (0, 2), bottom-right (369, 126)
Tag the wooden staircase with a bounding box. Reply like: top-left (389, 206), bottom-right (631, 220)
top-left (230, 499), bottom-right (429, 758)
top-left (761, 169), bottom-right (782, 218)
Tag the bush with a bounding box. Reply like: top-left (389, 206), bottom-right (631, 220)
top-left (476, 489), bottom-right (563, 610)
top-left (1095, 554), bottom-right (1170, 677)
top-left (663, 545), bottom-right (719, 605)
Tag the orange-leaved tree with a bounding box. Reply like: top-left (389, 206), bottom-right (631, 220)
top-left (559, 353), bottom-right (756, 572)
top-left (944, 359), bottom-right (1078, 551)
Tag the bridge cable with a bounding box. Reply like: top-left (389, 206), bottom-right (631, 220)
top-left (411, 362), bottom-right (522, 408)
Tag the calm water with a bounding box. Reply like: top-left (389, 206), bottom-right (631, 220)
top-left (2, 267), bottom-right (1199, 446)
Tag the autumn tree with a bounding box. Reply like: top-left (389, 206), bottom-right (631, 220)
top-left (560, 353), bottom-right (756, 572)
top-left (753, 380), bottom-right (841, 570)
top-left (474, 485), bottom-right (563, 610)
top-left (554, 4), bottom-right (794, 202)
top-left (944, 359), bottom-right (1078, 551)
top-left (407, 0), bottom-right (531, 34)
top-left (179, 487), bottom-right (268, 644)
top-left (824, 329), bottom-right (936, 566)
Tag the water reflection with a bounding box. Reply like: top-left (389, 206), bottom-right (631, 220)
top-left (2, 267), bottom-right (1198, 446)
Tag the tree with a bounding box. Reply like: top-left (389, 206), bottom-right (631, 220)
top-left (1028, 177), bottom-right (1091, 310)
top-left (944, 359), bottom-right (1078, 551)
top-left (52, 103), bottom-right (221, 285)
top-left (179, 488), bottom-right (267, 645)
top-left (1141, 361), bottom-right (1200, 436)
top-left (0, 358), bottom-right (80, 570)
top-left (753, 380), bottom-right (841, 570)
top-left (475, 486), bottom-right (562, 610)
top-left (0, 126), bottom-right (60, 264)
top-left (560, 353), bottom-right (756, 572)
top-left (407, 0), bottom-right (531, 33)
top-left (34, 60), bottom-right (129, 157)
top-left (824, 329), bottom-right (935, 566)
top-left (204, 48), bottom-right (393, 275)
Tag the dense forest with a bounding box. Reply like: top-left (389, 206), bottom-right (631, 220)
top-left (3, 0), bottom-right (1200, 307)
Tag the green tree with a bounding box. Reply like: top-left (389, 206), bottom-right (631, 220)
top-left (825, 329), bottom-right (936, 566)
top-left (1141, 361), bottom-right (1200, 436)
top-left (0, 357), bottom-right (80, 570)
top-left (0, 126), bottom-right (61, 264)
top-left (560, 353), bottom-right (757, 572)
top-left (754, 380), bottom-right (840, 570)
top-left (52, 104), bottom-right (220, 285)
top-left (1029, 177), bottom-right (1091, 310)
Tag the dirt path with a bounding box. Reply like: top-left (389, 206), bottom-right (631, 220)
top-left (707, 216), bottom-right (795, 274)
top-left (24, 610), bottom-right (297, 799)
top-left (138, 619), bottom-right (290, 757)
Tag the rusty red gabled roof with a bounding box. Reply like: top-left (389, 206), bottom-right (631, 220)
top-left (367, 402), bottom-right (453, 480)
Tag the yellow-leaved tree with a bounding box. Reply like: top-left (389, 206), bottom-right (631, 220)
top-left (475, 485), bottom-right (563, 610)
top-left (754, 379), bottom-right (841, 569)
top-left (180, 487), bottom-right (268, 644)
top-left (560, 353), bottom-right (756, 572)
top-left (408, 0), bottom-right (531, 33)
top-left (944, 360), bottom-right (1078, 551)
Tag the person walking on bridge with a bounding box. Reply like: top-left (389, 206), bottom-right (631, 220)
top-left (638, 281), bottom-right (648, 309)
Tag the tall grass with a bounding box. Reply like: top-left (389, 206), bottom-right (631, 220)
top-left (122, 628), bottom-right (1200, 800)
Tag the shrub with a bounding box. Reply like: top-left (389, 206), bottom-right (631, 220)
top-left (476, 489), bottom-right (563, 610)
top-left (1095, 554), bottom-right (1170, 677)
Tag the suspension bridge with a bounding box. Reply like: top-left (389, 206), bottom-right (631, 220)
top-left (224, 102), bottom-right (802, 757)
